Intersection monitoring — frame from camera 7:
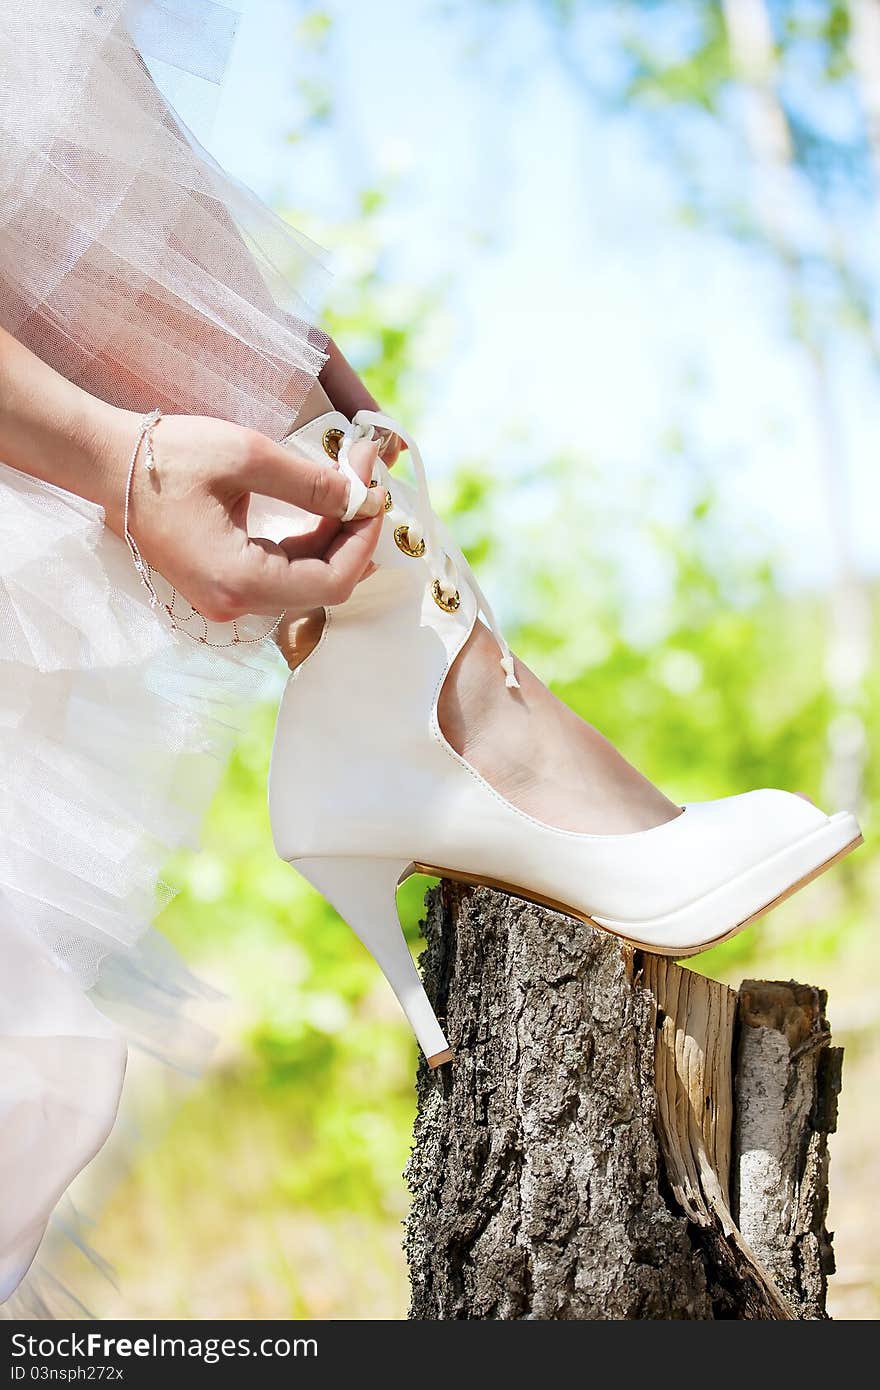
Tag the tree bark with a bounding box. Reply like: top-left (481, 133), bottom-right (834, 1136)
top-left (733, 981), bottom-right (841, 1317)
top-left (405, 882), bottom-right (841, 1320)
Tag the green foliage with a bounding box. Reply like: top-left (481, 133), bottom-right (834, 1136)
top-left (623, 5), bottom-right (731, 113)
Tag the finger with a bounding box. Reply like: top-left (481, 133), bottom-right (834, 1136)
top-left (337, 437), bottom-right (384, 520)
top-left (378, 432), bottom-right (404, 466)
top-left (250, 526), bottom-right (336, 564)
top-left (347, 436), bottom-right (381, 481)
top-left (242, 436), bottom-right (353, 519)
top-left (276, 517), bottom-right (341, 560)
top-left (233, 509), bottom-right (384, 614)
top-left (319, 339), bottom-right (406, 467)
top-left (248, 439), bottom-right (382, 579)
top-left (292, 511), bottom-right (385, 605)
top-left (245, 433), bottom-right (384, 522)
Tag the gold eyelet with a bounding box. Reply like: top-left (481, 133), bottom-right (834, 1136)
top-left (322, 427), bottom-right (344, 461)
top-left (368, 478), bottom-right (378, 487)
top-left (432, 580), bottom-right (461, 613)
top-left (394, 524), bottom-right (426, 558)
top-left (384, 490), bottom-right (393, 512)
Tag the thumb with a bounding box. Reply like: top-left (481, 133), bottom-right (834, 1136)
top-left (243, 434), bottom-right (381, 520)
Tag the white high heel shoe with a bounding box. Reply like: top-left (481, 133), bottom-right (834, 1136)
top-left (268, 410), bottom-right (863, 1067)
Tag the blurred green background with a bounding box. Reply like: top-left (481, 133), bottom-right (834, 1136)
top-left (74, 0), bottom-right (879, 1318)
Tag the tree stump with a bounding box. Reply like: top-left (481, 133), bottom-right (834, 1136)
top-left (405, 882), bottom-right (841, 1320)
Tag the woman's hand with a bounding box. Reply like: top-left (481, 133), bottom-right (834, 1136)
top-left (0, 325), bottom-right (386, 626)
top-left (99, 408), bottom-right (384, 623)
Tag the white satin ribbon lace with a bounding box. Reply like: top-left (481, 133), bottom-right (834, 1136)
top-left (339, 410), bottom-right (520, 689)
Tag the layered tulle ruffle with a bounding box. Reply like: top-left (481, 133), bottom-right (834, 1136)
top-left (0, 1), bottom-right (330, 436)
top-left (0, 0), bottom-right (333, 1312)
top-left (0, 464), bottom-right (283, 1312)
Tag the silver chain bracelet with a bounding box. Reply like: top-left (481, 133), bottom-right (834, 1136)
top-left (122, 409), bottom-right (284, 649)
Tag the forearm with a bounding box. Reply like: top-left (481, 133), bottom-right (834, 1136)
top-left (0, 326), bottom-right (129, 530)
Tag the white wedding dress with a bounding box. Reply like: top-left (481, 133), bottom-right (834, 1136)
top-left (0, 1), bottom-right (328, 1313)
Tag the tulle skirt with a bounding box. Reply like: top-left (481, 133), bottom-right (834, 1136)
top-left (0, 463), bottom-right (287, 1313)
top-left (0, 0), bottom-right (332, 1313)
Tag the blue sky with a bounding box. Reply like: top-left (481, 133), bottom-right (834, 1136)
top-left (181, 0), bottom-right (878, 591)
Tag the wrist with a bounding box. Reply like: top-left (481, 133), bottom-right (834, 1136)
top-left (76, 398), bottom-right (139, 536)
top-left (0, 325), bottom-right (139, 529)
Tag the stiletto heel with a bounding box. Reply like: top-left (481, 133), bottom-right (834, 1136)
top-left (292, 856), bottom-right (452, 1068)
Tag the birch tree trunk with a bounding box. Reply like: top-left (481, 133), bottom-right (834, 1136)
top-left (406, 882), bottom-right (841, 1320)
top-left (721, 0), bottom-right (871, 817)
